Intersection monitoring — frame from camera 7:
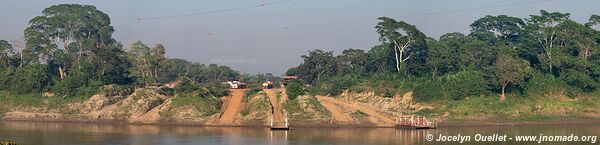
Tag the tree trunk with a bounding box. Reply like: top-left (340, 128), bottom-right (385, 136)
top-left (500, 80), bottom-right (507, 102)
top-left (393, 42), bottom-right (400, 73)
top-left (58, 67), bottom-right (66, 79)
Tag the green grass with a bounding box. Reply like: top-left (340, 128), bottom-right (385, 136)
top-left (413, 92), bottom-right (600, 121)
top-left (240, 108), bottom-right (250, 116)
top-left (171, 96), bottom-right (218, 116)
top-left (284, 99), bottom-right (303, 116)
top-left (0, 91), bottom-right (44, 107)
top-left (241, 93), bottom-right (270, 116)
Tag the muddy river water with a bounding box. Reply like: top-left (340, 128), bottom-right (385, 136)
top-left (0, 121), bottom-right (598, 145)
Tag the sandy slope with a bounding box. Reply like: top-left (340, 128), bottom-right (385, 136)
top-left (317, 96), bottom-right (353, 123)
top-left (316, 96), bottom-right (395, 126)
top-left (219, 89), bottom-right (245, 123)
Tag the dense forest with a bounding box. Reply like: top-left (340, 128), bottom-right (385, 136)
top-left (0, 4), bottom-right (282, 100)
top-left (286, 10), bottom-right (600, 102)
top-left (1, 4), bottom-right (600, 105)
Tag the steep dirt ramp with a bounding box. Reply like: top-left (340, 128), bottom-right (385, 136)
top-left (316, 96), bottom-right (395, 126)
top-left (219, 89), bottom-right (246, 123)
top-left (264, 89), bottom-right (286, 127)
top-left (316, 97), bottom-right (353, 123)
top-left (129, 98), bottom-right (172, 123)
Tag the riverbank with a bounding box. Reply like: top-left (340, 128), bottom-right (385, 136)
top-left (2, 88), bottom-right (600, 128)
top-left (3, 116), bottom-right (600, 128)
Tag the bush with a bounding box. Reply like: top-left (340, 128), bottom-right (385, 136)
top-left (525, 72), bottom-right (565, 96)
top-left (560, 70), bottom-right (598, 92)
top-left (414, 71), bottom-right (489, 102)
top-left (8, 65), bottom-right (50, 94)
top-left (286, 79), bottom-right (304, 100)
top-left (244, 85), bottom-right (263, 97)
top-left (413, 79), bottom-right (444, 102)
top-left (198, 82), bottom-right (230, 97)
top-left (445, 71), bottom-right (488, 100)
top-left (326, 75), bottom-right (361, 96)
top-left (174, 76), bottom-right (199, 95)
top-left (52, 72), bottom-right (101, 98)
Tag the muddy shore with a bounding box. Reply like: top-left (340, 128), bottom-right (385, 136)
top-left (3, 117), bottom-right (600, 128)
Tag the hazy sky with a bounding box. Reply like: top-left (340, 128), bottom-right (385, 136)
top-left (1, 0), bottom-right (599, 75)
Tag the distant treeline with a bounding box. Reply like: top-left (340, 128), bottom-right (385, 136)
top-left (286, 10), bottom-right (600, 101)
top-left (0, 4), bottom-right (275, 98)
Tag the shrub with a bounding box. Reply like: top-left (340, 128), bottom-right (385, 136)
top-left (286, 79), bottom-right (304, 100)
top-left (445, 71), bottom-right (488, 100)
top-left (326, 75), bottom-right (361, 96)
top-left (525, 72), bottom-right (565, 96)
top-left (198, 82), bottom-right (230, 97)
top-left (244, 85), bottom-right (263, 97)
top-left (413, 79), bottom-right (444, 102)
top-left (9, 65), bottom-right (50, 94)
top-left (560, 70), bottom-right (598, 92)
top-left (174, 76), bottom-right (199, 95)
top-left (52, 72), bottom-right (101, 98)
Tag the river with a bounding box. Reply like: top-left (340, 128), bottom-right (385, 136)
top-left (0, 121), bottom-right (598, 145)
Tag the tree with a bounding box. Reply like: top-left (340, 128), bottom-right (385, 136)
top-left (10, 39), bottom-right (26, 67)
top-left (150, 44), bottom-right (167, 82)
top-left (470, 15), bottom-right (526, 43)
top-left (0, 40), bottom-right (14, 68)
top-left (426, 38), bottom-right (454, 77)
top-left (375, 17), bottom-right (427, 74)
top-left (366, 44), bottom-right (395, 73)
top-left (128, 41), bottom-right (153, 86)
top-left (523, 10), bottom-right (571, 73)
top-left (25, 4), bottom-right (115, 79)
top-left (291, 49), bottom-right (335, 84)
top-left (335, 48), bottom-right (367, 75)
top-left (492, 53), bottom-right (532, 102)
top-left (585, 14), bottom-right (600, 28)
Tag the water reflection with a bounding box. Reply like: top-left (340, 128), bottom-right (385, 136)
top-left (0, 121), bottom-right (598, 145)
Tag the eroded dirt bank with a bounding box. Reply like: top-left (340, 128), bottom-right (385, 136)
top-left (2, 88), bottom-right (600, 127)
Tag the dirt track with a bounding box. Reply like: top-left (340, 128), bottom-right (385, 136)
top-left (317, 97), bottom-right (353, 123)
top-left (264, 89), bottom-right (286, 127)
top-left (316, 96), bottom-right (395, 126)
top-left (219, 89), bottom-right (245, 123)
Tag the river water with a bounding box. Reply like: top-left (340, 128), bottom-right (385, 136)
top-left (0, 121), bottom-right (598, 145)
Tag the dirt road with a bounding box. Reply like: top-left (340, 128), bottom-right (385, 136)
top-left (316, 96), bottom-right (395, 126)
top-left (316, 96), bottom-right (353, 123)
top-left (219, 89), bottom-right (245, 123)
top-left (264, 89), bottom-right (286, 127)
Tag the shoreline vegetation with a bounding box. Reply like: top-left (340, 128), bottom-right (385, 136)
top-left (1, 4), bottom-right (600, 128)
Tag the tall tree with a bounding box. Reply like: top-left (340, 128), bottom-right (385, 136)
top-left (128, 41), bottom-right (152, 85)
top-left (375, 17), bottom-right (427, 74)
top-left (289, 49), bottom-right (335, 84)
top-left (523, 10), bottom-right (571, 73)
top-left (470, 15), bottom-right (526, 43)
top-left (150, 44), bottom-right (167, 81)
top-left (24, 4), bottom-right (115, 79)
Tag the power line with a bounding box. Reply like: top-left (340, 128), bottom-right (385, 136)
top-left (113, 0), bottom-right (293, 21)
top-left (129, 0), bottom-right (555, 39)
